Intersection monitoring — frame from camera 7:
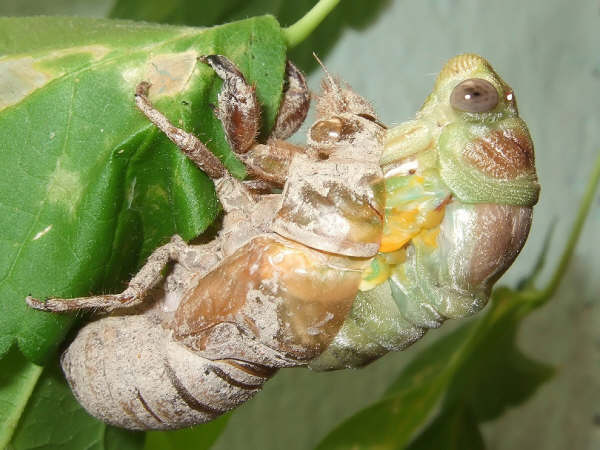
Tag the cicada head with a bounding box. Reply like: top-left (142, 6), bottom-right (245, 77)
top-left (383, 54), bottom-right (539, 206)
top-left (422, 53), bottom-right (520, 121)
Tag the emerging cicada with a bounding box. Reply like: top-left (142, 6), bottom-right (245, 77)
top-left (27, 53), bottom-right (539, 430)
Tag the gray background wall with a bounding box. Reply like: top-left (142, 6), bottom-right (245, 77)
top-left (214, 2), bottom-right (600, 449)
top-left (1, 1), bottom-right (598, 449)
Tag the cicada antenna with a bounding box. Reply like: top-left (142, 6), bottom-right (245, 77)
top-left (313, 52), bottom-right (346, 112)
top-left (313, 52), bottom-right (342, 95)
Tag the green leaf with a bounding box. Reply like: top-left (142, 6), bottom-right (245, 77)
top-left (0, 347), bottom-right (43, 449)
top-left (109, 0), bottom-right (252, 28)
top-left (441, 298), bottom-right (554, 424)
top-left (316, 288), bottom-right (554, 450)
top-left (144, 414), bottom-right (231, 450)
top-left (0, 15), bottom-right (287, 364)
top-left (109, 0), bottom-right (393, 73)
top-left (0, 346), bottom-right (230, 450)
top-left (6, 354), bottom-right (144, 450)
top-left (405, 403), bottom-right (485, 450)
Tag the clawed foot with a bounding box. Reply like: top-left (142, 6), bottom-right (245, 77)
top-left (135, 55), bottom-right (311, 188)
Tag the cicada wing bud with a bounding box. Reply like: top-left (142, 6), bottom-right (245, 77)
top-left (173, 236), bottom-right (365, 362)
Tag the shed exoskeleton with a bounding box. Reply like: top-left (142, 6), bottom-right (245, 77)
top-left (27, 53), bottom-right (538, 430)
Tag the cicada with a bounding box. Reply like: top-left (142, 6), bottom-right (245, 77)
top-left (27, 53), bottom-right (539, 430)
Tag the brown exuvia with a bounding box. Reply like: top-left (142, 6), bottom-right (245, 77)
top-left (27, 53), bottom-right (538, 430)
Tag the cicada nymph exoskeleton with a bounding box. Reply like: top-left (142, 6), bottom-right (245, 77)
top-left (27, 53), bottom-right (538, 430)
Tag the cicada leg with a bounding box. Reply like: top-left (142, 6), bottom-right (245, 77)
top-left (134, 82), bottom-right (226, 179)
top-left (271, 61), bottom-right (311, 140)
top-left (199, 55), bottom-right (313, 188)
top-left (26, 235), bottom-right (191, 312)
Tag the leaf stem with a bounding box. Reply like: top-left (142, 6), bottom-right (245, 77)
top-left (525, 151), bottom-right (600, 305)
top-left (283, 0), bottom-right (341, 48)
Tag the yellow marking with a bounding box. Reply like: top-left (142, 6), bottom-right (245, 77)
top-left (362, 200), bottom-right (447, 290)
top-left (417, 227), bottom-right (440, 248)
top-left (382, 248), bottom-right (406, 265)
top-left (380, 209), bottom-right (419, 252)
top-left (422, 207), bottom-right (444, 228)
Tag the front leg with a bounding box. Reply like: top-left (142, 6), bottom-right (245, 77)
top-left (199, 55), bottom-right (261, 154)
top-left (27, 235), bottom-right (190, 313)
top-left (135, 82), bottom-right (226, 179)
top-left (201, 56), bottom-right (312, 187)
top-left (271, 61), bottom-right (311, 140)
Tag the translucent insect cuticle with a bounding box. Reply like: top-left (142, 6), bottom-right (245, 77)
top-left (310, 117), bottom-right (343, 143)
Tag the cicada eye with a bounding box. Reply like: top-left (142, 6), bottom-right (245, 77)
top-left (310, 117), bottom-right (343, 143)
top-left (450, 78), bottom-right (499, 113)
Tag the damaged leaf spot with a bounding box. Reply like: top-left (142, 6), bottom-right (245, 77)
top-left (46, 157), bottom-right (83, 215)
top-left (32, 225), bottom-right (53, 241)
top-left (0, 45), bottom-right (111, 112)
top-left (122, 51), bottom-right (199, 98)
top-left (0, 57), bottom-right (51, 111)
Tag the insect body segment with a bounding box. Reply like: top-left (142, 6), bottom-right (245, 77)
top-left (27, 53), bottom-right (538, 429)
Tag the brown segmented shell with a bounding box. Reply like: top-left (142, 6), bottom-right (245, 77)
top-left (273, 157), bottom-right (384, 257)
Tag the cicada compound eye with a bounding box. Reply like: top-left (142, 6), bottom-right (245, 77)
top-left (450, 78), bottom-right (499, 113)
top-left (310, 117), bottom-right (343, 144)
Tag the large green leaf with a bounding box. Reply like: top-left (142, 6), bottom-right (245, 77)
top-left (0, 347), bottom-right (43, 448)
top-left (144, 414), bottom-right (230, 450)
top-left (0, 15), bottom-right (287, 365)
top-left (315, 288), bottom-right (555, 449)
top-left (3, 350), bottom-right (144, 450)
top-left (405, 403), bottom-right (485, 450)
